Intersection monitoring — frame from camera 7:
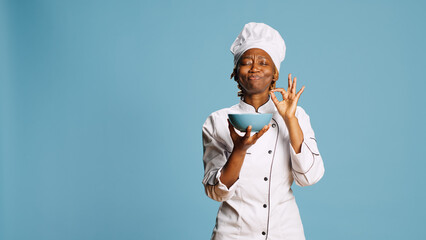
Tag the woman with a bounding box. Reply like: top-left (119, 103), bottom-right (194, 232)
top-left (202, 22), bottom-right (325, 240)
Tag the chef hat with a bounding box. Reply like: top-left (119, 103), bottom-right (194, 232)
top-left (230, 22), bottom-right (286, 72)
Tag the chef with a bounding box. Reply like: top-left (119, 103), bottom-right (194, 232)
top-left (202, 22), bottom-right (325, 240)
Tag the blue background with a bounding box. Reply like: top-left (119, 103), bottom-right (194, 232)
top-left (1, 0), bottom-right (425, 239)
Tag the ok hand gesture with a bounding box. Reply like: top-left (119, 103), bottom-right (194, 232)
top-left (270, 73), bottom-right (305, 122)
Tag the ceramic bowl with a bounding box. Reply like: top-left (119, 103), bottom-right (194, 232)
top-left (228, 113), bottom-right (272, 132)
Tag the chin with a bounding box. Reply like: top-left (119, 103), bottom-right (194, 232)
top-left (245, 90), bottom-right (269, 96)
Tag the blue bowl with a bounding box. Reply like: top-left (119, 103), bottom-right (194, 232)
top-left (228, 113), bottom-right (272, 132)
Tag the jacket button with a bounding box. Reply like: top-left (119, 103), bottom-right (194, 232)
top-left (272, 123), bottom-right (276, 128)
top-left (264, 177), bottom-right (268, 181)
top-left (268, 150), bottom-right (272, 154)
top-left (262, 231), bottom-right (266, 235)
top-left (263, 204), bottom-right (267, 208)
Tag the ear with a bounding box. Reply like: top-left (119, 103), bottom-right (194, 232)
top-left (273, 67), bottom-right (279, 80)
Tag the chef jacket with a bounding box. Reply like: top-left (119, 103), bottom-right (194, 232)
top-left (202, 95), bottom-right (325, 240)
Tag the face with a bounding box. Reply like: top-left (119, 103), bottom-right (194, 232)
top-left (236, 48), bottom-right (276, 96)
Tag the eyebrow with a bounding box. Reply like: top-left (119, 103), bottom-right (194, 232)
top-left (241, 55), bottom-right (268, 59)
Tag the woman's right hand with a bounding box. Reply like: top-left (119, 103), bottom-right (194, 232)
top-left (219, 119), bottom-right (271, 189)
top-left (227, 119), bottom-right (270, 152)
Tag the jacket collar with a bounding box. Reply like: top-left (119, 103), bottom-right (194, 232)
top-left (238, 95), bottom-right (277, 113)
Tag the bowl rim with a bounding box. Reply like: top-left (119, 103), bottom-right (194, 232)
top-left (228, 113), bottom-right (273, 116)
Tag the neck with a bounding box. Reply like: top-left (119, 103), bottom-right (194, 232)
top-left (243, 92), bottom-right (270, 112)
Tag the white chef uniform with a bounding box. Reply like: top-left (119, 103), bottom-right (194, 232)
top-left (202, 95), bottom-right (325, 240)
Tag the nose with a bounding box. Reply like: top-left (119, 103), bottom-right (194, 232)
top-left (249, 62), bottom-right (260, 72)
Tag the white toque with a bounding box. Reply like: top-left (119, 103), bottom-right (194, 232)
top-left (230, 22), bottom-right (286, 72)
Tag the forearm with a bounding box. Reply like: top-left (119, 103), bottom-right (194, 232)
top-left (284, 116), bottom-right (304, 154)
top-left (219, 147), bottom-right (247, 189)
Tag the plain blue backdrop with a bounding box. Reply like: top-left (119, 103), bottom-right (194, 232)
top-left (1, 0), bottom-right (425, 239)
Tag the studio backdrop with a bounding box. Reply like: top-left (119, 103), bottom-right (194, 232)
top-left (1, 0), bottom-right (425, 239)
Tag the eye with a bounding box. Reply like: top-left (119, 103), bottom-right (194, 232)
top-left (241, 61), bottom-right (252, 66)
top-left (260, 61), bottom-right (268, 65)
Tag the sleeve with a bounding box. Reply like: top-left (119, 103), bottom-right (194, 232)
top-left (202, 114), bottom-right (239, 202)
top-left (289, 106), bottom-right (325, 187)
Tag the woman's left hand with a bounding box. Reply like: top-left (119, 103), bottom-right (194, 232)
top-left (270, 73), bottom-right (305, 122)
